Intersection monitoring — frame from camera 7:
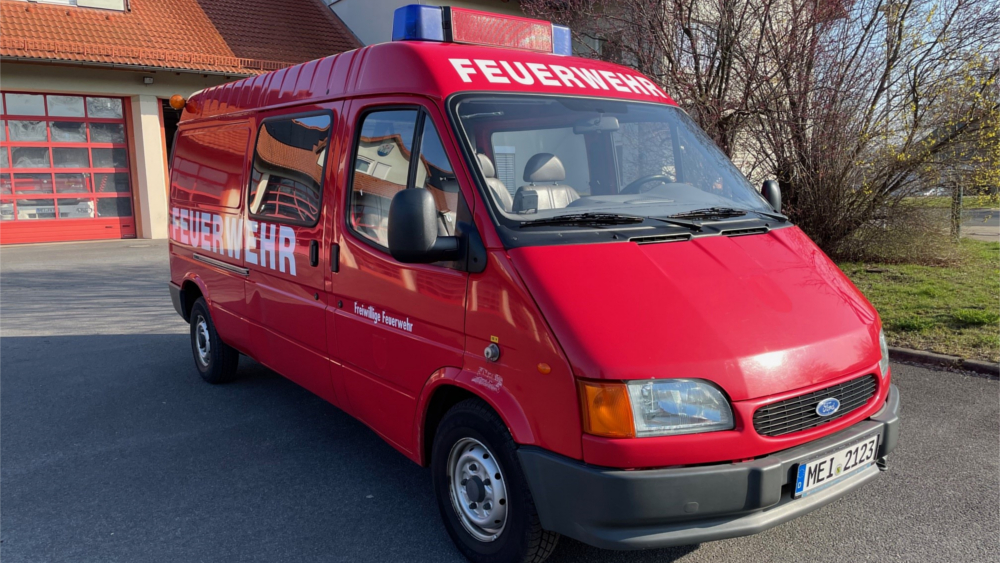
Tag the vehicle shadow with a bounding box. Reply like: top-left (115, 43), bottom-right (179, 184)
top-left (547, 539), bottom-right (697, 562)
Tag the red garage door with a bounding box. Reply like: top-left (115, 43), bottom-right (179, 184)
top-left (1, 92), bottom-right (136, 244)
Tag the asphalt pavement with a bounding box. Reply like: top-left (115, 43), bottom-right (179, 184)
top-left (1, 240), bottom-right (998, 563)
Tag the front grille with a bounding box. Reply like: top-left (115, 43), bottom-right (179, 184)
top-left (753, 375), bottom-right (878, 437)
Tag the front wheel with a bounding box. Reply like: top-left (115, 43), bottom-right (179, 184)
top-left (432, 399), bottom-right (559, 563)
top-left (189, 297), bottom-right (239, 384)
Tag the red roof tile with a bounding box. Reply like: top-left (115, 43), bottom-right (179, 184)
top-left (195, 0), bottom-right (360, 63)
top-left (0, 0), bottom-right (360, 75)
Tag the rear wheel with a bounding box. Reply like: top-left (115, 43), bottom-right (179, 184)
top-left (189, 297), bottom-right (239, 384)
top-left (432, 399), bottom-right (559, 563)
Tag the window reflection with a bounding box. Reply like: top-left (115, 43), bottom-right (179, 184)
top-left (51, 122), bottom-right (87, 143)
top-left (248, 114), bottom-right (331, 225)
top-left (47, 96), bottom-right (85, 118)
top-left (349, 110), bottom-right (417, 246)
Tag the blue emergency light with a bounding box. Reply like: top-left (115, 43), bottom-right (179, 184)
top-left (391, 4), bottom-right (572, 56)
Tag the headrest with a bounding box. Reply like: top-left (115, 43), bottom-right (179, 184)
top-left (523, 153), bottom-right (565, 183)
top-left (477, 154), bottom-right (496, 178)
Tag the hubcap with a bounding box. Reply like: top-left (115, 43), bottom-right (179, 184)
top-left (195, 315), bottom-right (211, 366)
top-left (447, 437), bottom-right (508, 542)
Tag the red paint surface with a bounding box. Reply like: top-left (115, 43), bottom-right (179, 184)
top-left (169, 39), bottom-right (886, 470)
top-left (508, 227), bottom-right (881, 400)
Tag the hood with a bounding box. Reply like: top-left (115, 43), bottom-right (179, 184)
top-left (507, 227), bottom-right (881, 401)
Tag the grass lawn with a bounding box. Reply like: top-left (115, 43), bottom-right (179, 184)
top-left (839, 238), bottom-right (1000, 363)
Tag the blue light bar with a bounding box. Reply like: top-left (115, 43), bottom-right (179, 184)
top-left (392, 5), bottom-right (445, 42)
top-left (391, 4), bottom-right (572, 56)
top-left (552, 24), bottom-right (571, 56)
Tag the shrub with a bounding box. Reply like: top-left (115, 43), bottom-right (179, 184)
top-left (832, 205), bottom-right (961, 265)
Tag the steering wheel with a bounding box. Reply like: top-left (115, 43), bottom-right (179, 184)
top-left (619, 174), bottom-right (674, 195)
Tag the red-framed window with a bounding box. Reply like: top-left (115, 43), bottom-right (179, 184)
top-left (1, 92), bottom-right (135, 238)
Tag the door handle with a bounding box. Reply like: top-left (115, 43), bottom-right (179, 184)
top-left (309, 240), bottom-right (319, 267)
top-left (330, 243), bottom-right (340, 273)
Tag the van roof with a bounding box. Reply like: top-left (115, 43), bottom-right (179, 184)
top-left (181, 41), bottom-right (676, 123)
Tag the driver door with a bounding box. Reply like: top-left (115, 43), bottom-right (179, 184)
top-left (331, 100), bottom-right (469, 453)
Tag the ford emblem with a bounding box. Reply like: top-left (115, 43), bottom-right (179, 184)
top-left (816, 398), bottom-right (840, 417)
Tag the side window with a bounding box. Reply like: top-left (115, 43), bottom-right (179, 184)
top-left (170, 125), bottom-right (250, 209)
top-left (348, 109), bottom-right (459, 248)
top-left (248, 114), bottom-right (331, 226)
top-left (416, 119), bottom-right (459, 234)
top-left (613, 122), bottom-right (676, 191)
top-left (349, 110), bottom-right (417, 246)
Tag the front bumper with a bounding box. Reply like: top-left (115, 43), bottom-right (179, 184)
top-left (518, 384), bottom-right (900, 550)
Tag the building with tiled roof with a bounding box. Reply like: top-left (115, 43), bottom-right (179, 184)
top-left (0, 0), bottom-right (359, 244)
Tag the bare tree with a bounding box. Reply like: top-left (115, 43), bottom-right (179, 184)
top-left (523, 0), bottom-right (783, 157)
top-left (523, 0), bottom-right (1000, 256)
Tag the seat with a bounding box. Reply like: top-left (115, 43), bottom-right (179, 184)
top-left (477, 154), bottom-right (514, 212)
top-left (512, 153), bottom-right (580, 213)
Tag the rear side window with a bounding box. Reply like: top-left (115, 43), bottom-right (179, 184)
top-left (348, 109), bottom-right (458, 248)
top-left (248, 114), bottom-right (332, 226)
top-left (170, 125), bottom-right (251, 208)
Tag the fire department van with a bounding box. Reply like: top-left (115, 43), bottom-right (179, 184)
top-left (167, 6), bottom-right (900, 562)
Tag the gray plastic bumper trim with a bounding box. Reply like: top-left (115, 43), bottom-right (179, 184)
top-left (518, 384), bottom-right (900, 550)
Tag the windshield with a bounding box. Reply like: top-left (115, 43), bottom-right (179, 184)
top-left (452, 95), bottom-right (771, 224)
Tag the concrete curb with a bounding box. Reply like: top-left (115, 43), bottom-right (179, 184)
top-left (889, 347), bottom-right (999, 376)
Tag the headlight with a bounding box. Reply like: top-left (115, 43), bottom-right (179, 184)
top-left (879, 329), bottom-right (890, 378)
top-left (626, 379), bottom-right (734, 437)
top-left (578, 379), bottom-right (734, 438)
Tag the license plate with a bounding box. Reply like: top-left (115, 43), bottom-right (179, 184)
top-left (794, 434), bottom-right (880, 498)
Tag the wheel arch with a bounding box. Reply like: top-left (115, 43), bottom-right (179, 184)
top-left (178, 274), bottom-right (210, 322)
top-left (415, 367), bottom-right (536, 467)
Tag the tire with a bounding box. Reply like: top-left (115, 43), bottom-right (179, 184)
top-left (432, 399), bottom-right (559, 563)
top-left (189, 297), bottom-right (239, 384)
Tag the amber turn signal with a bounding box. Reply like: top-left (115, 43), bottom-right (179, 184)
top-left (577, 380), bottom-right (635, 438)
top-left (168, 94), bottom-right (186, 111)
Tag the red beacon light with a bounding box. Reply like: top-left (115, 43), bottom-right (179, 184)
top-left (391, 4), bottom-right (572, 55)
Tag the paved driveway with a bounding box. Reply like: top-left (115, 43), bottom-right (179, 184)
top-left (962, 208), bottom-right (998, 242)
top-left (1, 240), bottom-right (997, 562)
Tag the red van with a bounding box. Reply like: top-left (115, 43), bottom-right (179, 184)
top-left (167, 6), bottom-right (899, 562)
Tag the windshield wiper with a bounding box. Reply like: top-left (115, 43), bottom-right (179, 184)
top-left (519, 212), bottom-right (645, 228)
top-left (670, 207), bottom-right (749, 220)
top-left (670, 206), bottom-right (788, 224)
top-left (752, 209), bottom-right (788, 222)
top-left (648, 216), bottom-right (703, 232)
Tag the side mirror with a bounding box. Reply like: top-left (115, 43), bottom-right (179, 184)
top-left (388, 189), bottom-right (460, 263)
top-left (761, 180), bottom-right (781, 213)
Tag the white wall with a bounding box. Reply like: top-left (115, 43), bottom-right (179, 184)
top-left (0, 62), bottom-right (236, 100)
top-left (129, 95), bottom-right (168, 239)
top-left (1, 62), bottom-right (238, 239)
top-left (325, 0), bottom-right (525, 46)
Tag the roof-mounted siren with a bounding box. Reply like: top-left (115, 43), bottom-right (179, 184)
top-left (391, 4), bottom-right (572, 56)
